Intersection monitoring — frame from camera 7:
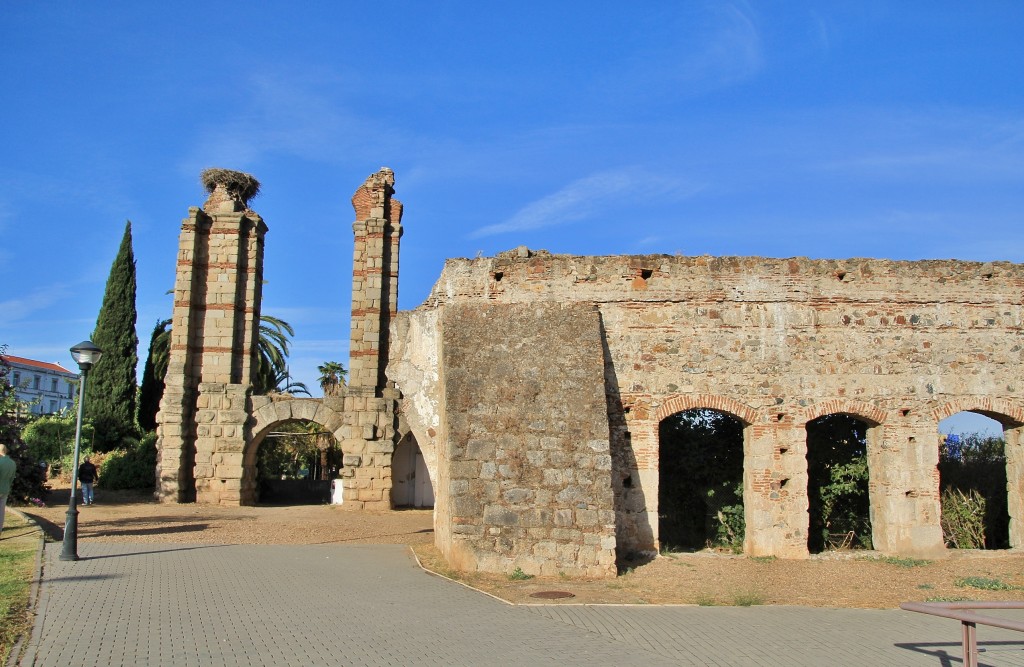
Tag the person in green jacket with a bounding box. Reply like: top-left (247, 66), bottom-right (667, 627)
top-left (0, 443), bottom-right (17, 538)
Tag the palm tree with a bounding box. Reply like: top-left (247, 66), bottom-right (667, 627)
top-left (317, 361), bottom-right (347, 397)
top-left (253, 315), bottom-right (296, 394)
top-left (268, 367), bottom-right (311, 396)
top-left (139, 315), bottom-right (303, 428)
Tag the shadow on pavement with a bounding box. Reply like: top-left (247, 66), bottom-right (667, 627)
top-left (894, 640), bottom-right (1024, 667)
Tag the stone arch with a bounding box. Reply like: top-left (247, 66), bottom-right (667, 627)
top-left (932, 397), bottom-right (1024, 549)
top-left (239, 398), bottom-right (352, 505)
top-left (800, 399), bottom-right (887, 427)
top-left (654, 394), bottom-right (754, 552)
top-left (801, 399), bottom-right (886, 554)
top-left (391, 431), bottom-right (435, 508)
top-left (655, 394), bottom-right (758, 425)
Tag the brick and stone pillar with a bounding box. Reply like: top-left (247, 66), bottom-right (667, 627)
top-left (334, 168), bottom-right (404, 508)
top-left (156, 169), bottom-right (266, 503)
top-left (349, 168), bottom-right (402, 395)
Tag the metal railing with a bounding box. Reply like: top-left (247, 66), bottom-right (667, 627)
top-left (901, 601), bottom-right (1024, 667)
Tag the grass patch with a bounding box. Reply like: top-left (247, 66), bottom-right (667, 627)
top-left (732, 591), bottom-right (764, 607)
top-left (866, 556), bottom-right (932, 568)
top-left (508, 567), bottom-right (534, 581)
top-left (750, 555), bottom-right (777, 563)
top-left (955, 576), bottom-right (1017, 591)
top-left (1, 512), bottom-right (38, 664)
top-left (916, 584), bottom-right (934, 590)
top-left (926, 596), bottom-right (971, 602)
top-left (695, 594), bottom-right (717, 606)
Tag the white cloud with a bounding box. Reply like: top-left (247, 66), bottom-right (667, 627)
top-left (182, 69), bottom-right (393, 173)
top-left (470, 168), bottom-right (702, 239)
top-left (0, 285), bottom-right (74, 324)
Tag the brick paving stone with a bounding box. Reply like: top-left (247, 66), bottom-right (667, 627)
top-left (17, 542), bottom-right (1024, 667)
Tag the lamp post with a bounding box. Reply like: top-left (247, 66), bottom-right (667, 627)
top-left (60, 340), bottom-right (103, 561)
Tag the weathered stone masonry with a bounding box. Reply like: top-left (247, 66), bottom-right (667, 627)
top-left (157, 168), bottom-right (402, 509)
top-left (158, 167), bottom-right (1024, 577)
top-left (392, 251), bottom-right (1024, 560)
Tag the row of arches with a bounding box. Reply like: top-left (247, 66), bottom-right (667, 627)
top-left (657, 404), bottom-right (1018, 554)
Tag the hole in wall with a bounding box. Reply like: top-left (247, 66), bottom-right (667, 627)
top-left (779, 477), bottom-right (790, 488)
top-left (779, 446), bottom-right (789, 455)
top-left (623, 475), bottom-right (633, 488)
top-left (836, 271), bottom-right (847, 280)
top-left (640, 269), bottom-right (653, 280)
top-left (908, 436), bottom-right (916, 443)
top-left (776, 413), bottom-right (785, 422)
top-left (901, 409), bottom-right (910, 417)
top-left (493, 271), bottom-right (503, 282)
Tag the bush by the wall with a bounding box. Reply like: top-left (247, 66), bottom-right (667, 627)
top-left (941, 488), bottom-right (986, 549)
top-left (98, 433), bottom-right (157, 490)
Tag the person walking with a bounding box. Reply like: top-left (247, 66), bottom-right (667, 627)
top-left (78, 456), bottom-right (98, 505)
top-left (0, 443), bottom-right (17, 537)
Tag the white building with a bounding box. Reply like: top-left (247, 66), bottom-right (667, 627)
top-left (1, 354), bottom-right (79, 415)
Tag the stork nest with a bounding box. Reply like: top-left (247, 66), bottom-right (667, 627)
top-left (200, 168), bottom-right (261, 204)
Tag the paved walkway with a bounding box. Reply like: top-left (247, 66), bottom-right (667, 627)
top-left (15, 542), bottom-right (1024, 666)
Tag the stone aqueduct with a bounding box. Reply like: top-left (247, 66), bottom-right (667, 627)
top-left (156, 168), bottom-right (1024, 577)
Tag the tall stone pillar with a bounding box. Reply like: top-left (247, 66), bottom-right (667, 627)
top-left (156, 169), bottom-right (266, 503)
top-left (349, 168), bottom-right (402, 395)
top-left (335, 168), bottom-right (403, 508)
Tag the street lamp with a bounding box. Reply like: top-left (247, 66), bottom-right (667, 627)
top-left (60, 340), bottom-right (103, 561)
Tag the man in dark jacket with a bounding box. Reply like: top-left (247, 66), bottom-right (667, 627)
top-left (78, 457), bottom-right (98, 505)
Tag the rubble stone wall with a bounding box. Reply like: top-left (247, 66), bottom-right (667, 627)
top-left (434, 302), bottom-right (616, 577)
top-left (393, 250), bottom-right (1024, 559)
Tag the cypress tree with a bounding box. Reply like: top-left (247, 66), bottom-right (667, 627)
top-left (137, 318), bottom-right (170, 432)
top-left (87, 221), bottom-right (139, 450)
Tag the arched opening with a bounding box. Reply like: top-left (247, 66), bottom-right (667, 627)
top-left (391, 433), bottom-right (434, 508)
top-left (253, 419), bottom-right (342, 505)
top-left (938, 411), bottom-right (1009, 549)
top-left (805, 413), bottom-right (874, 553)
top-left (658, 408), bottom-right (745, 552)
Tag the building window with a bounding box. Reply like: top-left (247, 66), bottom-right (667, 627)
top-left (51, 378), bottom-right (58, 392)
top-left (12, 372), bottom-right (19, 386)
top-left (49, 400), bottom-right (57, 413)
top-left (33, 375), bottom-right (40, 389)
top-left (67, 382), bottom-right (75, 398)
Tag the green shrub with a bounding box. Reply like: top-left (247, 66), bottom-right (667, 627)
top-left (955, 576), bottom-right (1017, 591)
top-left (940, 488), bottom-right (986, 549)
top-left (98, 433), bottom-right (156, 490)
top-left (508, 567), bottom-right (533, 581)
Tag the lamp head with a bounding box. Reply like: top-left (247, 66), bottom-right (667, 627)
top-left (70, 340), bottom-right (103, 371)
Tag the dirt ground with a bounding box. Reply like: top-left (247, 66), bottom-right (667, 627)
top-left (20, 487), bottom-right (1024, 609)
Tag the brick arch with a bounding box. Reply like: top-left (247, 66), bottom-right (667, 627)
top-left (654, 394), bottom-right (758, 425)
top-left (931, 397), bottom-right (1024, 427)
top-left (800, 399), bottom-right (887, 427)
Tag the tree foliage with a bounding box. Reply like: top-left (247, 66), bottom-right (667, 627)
top-left (21, 410), bottom-right (95, 467)
top-left (256, 421), bottom-right (339, 481)
top-left (317, 361), bottom-right (347, 397)
top-left (137, 318), bottom-right (170, 431)
top-left (87, 221), bottom-right (139, 450)
top-left (939, 431), bottom-right (1007, 549)
top-left (100, 432), bottom-right (157, 490)
top-left (659, 409), bottom-right (745, 550)
top-left (0, 347), bottom-right (48, 502)
top-left (137, 314), bottom-right (303, 432)
top-left (806, 414), bottom-right (871, 552)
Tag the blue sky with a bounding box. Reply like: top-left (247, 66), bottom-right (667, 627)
top-left (1, 2), bottom-right (1020, 434)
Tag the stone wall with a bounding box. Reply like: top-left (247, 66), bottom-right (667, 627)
top-left (434, 302), bottom-right (616, 577)
top-left (393, 249), bottom-right (1024, 560)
